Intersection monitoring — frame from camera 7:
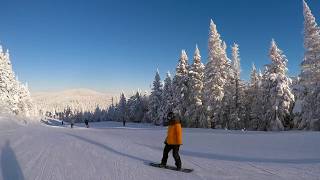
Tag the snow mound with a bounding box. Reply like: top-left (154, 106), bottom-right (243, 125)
top-left (0, 115), bottom-right (28, 131)
top-left (0, 105), bottom-right (40, 131)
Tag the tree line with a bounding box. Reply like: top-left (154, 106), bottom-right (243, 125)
top-left (104, 0), bottom-right (320, 131)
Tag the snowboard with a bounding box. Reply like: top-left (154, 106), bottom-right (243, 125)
top-left (149, 162), bottom-right (193, 173)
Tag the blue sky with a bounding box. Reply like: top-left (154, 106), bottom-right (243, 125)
top-left (0, 0), bottom-right (319, 93)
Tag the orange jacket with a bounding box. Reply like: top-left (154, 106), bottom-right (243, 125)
top-left (166, 120), bottom-right (182, 145)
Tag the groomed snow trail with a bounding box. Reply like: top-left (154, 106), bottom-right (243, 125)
top-left (0, 120), bottom-right (319, 180)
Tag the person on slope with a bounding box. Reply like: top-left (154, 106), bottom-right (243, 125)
top-left (85, 119), bottom-right (89, 128)
top-left (160, 112), bottom-right (182, 170)
top-left (70, 119), bottom-right (74, 128)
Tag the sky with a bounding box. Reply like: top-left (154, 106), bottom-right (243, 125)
top-left (0, 0), bottom-right (319, 93)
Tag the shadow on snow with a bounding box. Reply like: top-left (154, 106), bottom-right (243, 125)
top-left (65, 133), bottom-right (151, 163)
top-left (137, 143), bottom-right (320, 164)
top-left (1, 140), bottom-right (24, 180)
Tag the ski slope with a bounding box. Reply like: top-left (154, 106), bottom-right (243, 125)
top-left (0, 117), bottom-right (320, 180)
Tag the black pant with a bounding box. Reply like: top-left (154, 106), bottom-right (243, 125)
top-left (161, 144), bottom-right (181, 168)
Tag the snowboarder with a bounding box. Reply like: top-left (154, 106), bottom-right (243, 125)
top-left (160, 112), bottom-right (182, 170)
top-left (85, 119), bottom-right (89, 128)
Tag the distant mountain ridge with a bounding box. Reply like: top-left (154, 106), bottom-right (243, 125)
top-left (33, 88), bottom-right (116, 115)
top-left (33, 88), bottom-right (109, 99)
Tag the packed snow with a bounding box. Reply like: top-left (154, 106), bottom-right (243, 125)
top-left (0, 116), bottom-right (319, 180)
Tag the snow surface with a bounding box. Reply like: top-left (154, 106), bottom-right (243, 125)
top-left (0, 117), bottom-right (320, 180)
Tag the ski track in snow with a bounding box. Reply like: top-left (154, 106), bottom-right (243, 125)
top-left (0, 120), bottom-right (319, 180)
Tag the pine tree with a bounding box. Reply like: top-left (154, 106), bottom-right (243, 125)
top-left (225, 43), bottom-right (246, 129)
top-left (17, 82), bottom-right (35, 117)
top-left (107, 97), bottom-right (116, 121)
top-left (148, 70), bottom-right (163, 125)
top-left (93, 106), bottom-right (102, 121)
top-left (114, 102), bottom-right (120, 121)
top-left (185, 45), bottom-right (205, 127)
top-left (133, 91), bottom-right (144, 122)
top-left (160, 72), bottom-right (174, 125)
top-left (126, 91), bottom-right (144, 122)
top-left (172, 50), bottom-right (189, 123)
top-left (127, 94), bottom-right (136, 121)
top-left (118, 92), bottom-right (127, 122)
top-left (0, 45), bottom-right (36, 117)
top-left (141, 91), bottom-right (150, 122)
top-left (231, 44), bottom-right (241, 77)
top-left (294, 1), bottom-right (320, 130)
top-left (244, 64), bottom-right (263, 130)
top-left (203, 20), bottom-right (229, 128)
top-left (0, 47), bottom-right (21, 114)
top-left (301, 85), bottom-right (320, 130)
top-left (261, 40), bottom-right (295, 131)
top-left (300, 0), bottom-right (320, 87)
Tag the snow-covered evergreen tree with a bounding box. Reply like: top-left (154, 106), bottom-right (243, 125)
top-left (134, 91), bottom-right (145, 122)
top-left (225, 43), bottom-right (246, 129)
top-left (159, 72), bottom-right (174, 125)
top-left (107, 97), bottom-right (116, 120)
top-left (141, 91), bottom-right (150, 122)
top-left (114, 102), bottom-right (120, 121)
top-left (300, 0), bottom-right (320, 87)
top-left (220, 41), bottom-right (235, 129)
top-left (172, 50), bottom-right (189, 123)
top-left (231, 44), bottom-right (241, 77)
top-left (93, 106), bottom-right (102, 121)
top-left (118, 92), bottom-right (127, 122)
top-left (185, 45), bottom-right (205, 127)
top-left (260, 40), bottom-right (295, 131)
top-left (294, 0), bottom-right (320, 130)
top-left (245, 64), bottom-right (263, 130)
top-left (17, 82), bottom-right (36, 117)
top-left (127, 94), bottom-right (135, 121)
top-left (148, 70), bottom-right (163, 125)
top-left (301, 85), bottom-right (320, 130)
top-left (0, 46), bottom-right (36, 117)
top-left (203, 20), bottom-right (229, 128)
top-left (126, 91), bottom-right (144, 122)
top-left (0, 48), bottom-right (20, 114)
